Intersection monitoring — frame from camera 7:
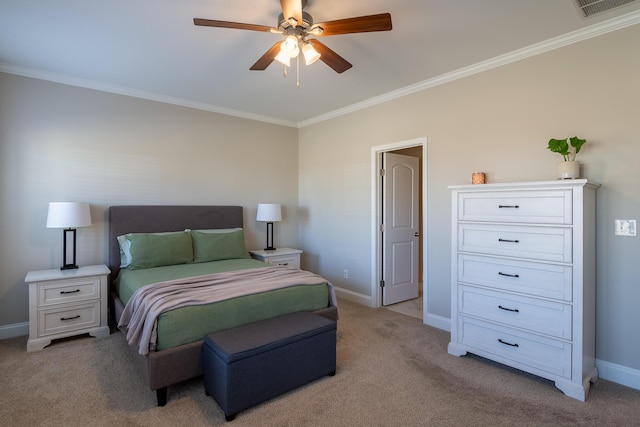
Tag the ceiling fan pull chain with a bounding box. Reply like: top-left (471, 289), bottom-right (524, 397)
top-left (296, 54), bottom-right (300, 88)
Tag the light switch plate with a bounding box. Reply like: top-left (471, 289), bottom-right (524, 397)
top-left (615, 219), bottom-right (636, 236)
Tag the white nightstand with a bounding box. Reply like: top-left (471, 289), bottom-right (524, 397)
top-left (25, 264), bottom-right (110, 352)
top-left (249, 248), bottom-right (302, 269)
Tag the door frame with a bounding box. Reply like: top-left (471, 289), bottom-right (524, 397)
top-left (370, 137), bottom-right (428, 314)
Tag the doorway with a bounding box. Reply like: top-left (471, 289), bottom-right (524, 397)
top-left (371, 138), bottom-right (426, 319)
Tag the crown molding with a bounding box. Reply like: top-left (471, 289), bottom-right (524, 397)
top-left (0, 63), bottom-right (297, 128)
top-left (2, 10), bottom-right (638, 129)
top-left (298, 9), bottom-right (640, 128)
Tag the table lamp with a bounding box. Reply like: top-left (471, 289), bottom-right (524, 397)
top-left (46, 202), bottom-right (92, 270)
top-left (256, 203), bottom-right (282, 251)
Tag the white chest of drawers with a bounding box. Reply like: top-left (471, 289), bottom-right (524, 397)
top-left (448, 180), bottom-right (599, 401)
top-left (25, 264), bottom-right (110, 352)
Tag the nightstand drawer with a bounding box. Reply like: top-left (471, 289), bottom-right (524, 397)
top-left (265, 254), bottom-right (300, 269)
top-left (39, 302), bottom-right (100, 336)
top-left (458, 223), bottom-right (572, 263)
top-left (38, 276), bottom-right (101, 306)
top-left (458, 254), bottom-right (572, 301)
top-left (459, 286), bottom-right (572, 339)
top-left (458, 190), bottom-right (572, 224)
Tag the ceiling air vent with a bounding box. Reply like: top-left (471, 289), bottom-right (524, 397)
top-left (574, 0), bottom-right (637, 17)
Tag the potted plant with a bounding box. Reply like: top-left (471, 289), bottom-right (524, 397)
top-left (547, 136), bottom-right (587, 179)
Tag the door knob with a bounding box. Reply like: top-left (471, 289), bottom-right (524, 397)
top-left (414, 232), bottom-right (420, 237)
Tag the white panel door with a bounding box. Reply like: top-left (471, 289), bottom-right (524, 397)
top-left (382, 152), bottom-right (419, 305)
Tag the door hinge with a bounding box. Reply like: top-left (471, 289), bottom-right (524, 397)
top-left (380, 168), bottom-right (386, 177)
top-left (380, 280), bottom-right (385, 288)
top-left (380, 224), bottom-right (385, 233)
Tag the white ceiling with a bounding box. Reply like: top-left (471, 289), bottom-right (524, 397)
top-left (1, 0), bottom-right (639, 127)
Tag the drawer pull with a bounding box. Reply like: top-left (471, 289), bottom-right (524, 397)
top-left (60, 289), bottom-right (81, 294)
top-left (498, 305), bottom-right (520, 313)
top-left (498, 205), bottom-right (519, 209)
top-left (498, 272), bottom-right (520, 278)
top-left (60, 315), bottom-right (81, 321)
top-left (498, 238), bottom-right (519, 243)
top-left (498, 338), bottom-right (519, 347)
top-left (278, 263), bottom-right (289, 266)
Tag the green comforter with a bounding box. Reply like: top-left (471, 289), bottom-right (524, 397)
top-left (116, 259), bottom-right (331, 351)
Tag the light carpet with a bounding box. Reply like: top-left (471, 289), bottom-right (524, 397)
top-left (1, 298), bottom-right (639, 426)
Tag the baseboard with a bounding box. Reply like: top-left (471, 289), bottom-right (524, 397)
top-left (333, 286), bottom-right (374, 307)
top-left (424, 312), bottom-right (451, 332)
top-left (0, 322), bottom-right (28, 340)
top-left (596, 359), bottom-right (640, 391)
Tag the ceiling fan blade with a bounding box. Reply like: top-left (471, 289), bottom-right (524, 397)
top-left (314, 13), bottom-right (392, 36)
top-left (249, 42), bottom-right (283, 71)
top-left (280, 0), bottom-right (303, 26)
top-left (309, 40), bottom-right (352, 74)
top-left (193, 18), bottom-right (275, 33)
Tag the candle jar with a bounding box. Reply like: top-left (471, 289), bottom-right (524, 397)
top-left (472, 172), bottom-right (486, 184)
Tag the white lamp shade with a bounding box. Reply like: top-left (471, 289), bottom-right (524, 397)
top-left (274, 47), bottom-right (291, 67)
top-left (46, 202), bottom-right (92, 228)
top-left (302, 42), bottom-right (321, 65)
top-left (256, 203), bottom-right (282, 222)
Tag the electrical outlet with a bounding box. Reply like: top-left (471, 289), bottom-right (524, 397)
top-left (343, 269), bottom-right (349, 279)
top-left (615, 219), bottom-right (637, 236)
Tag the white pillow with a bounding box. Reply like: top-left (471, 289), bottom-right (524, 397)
top-left (117, 234), bottom-right (132, 268)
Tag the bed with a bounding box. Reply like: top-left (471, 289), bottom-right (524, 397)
top-left (108, 205), bottom-right (338, 406)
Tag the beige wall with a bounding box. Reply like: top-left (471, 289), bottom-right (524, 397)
top-left (0, 73), bottom-right (299, 327)
top-left (299, 24), bottom-right (640, 370)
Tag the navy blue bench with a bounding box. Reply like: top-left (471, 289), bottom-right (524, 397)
top-left (203, 311), bottom-right (337, 421)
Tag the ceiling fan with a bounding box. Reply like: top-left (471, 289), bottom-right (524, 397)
top-left (193, 0), bottom-right (392, 74)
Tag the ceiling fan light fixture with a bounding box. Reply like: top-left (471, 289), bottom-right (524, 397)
top-left (283, 35), bottom-right (299, 58)
top-left (274, 47), bottom-right (291, 67)
top-left (302, 42), bottom-right (321, 65)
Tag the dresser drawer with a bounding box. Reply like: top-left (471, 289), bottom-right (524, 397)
top-left (458, 190), bottom-right (572, 224)
top-left (459, 286), bottom-right (572, 339)
top-left (458, 254), bottom-right (572, 300)
top-left (458, 223), bottom-right (572, 263)
top-left (38, 276), bottom-right (101, 306)
top-left (459, 317), bottom-right (572, 378)
top-left (39, 302), bottom-right (100, 336)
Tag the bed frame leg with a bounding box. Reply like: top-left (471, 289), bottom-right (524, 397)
top-left (156, 387), bottom-right (168, 407)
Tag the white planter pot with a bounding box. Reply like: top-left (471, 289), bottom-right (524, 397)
top-left (557, 161), bottom-right (580, 179)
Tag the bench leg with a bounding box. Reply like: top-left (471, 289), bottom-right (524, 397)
top-left (156, 387), bottom-right (168, 407)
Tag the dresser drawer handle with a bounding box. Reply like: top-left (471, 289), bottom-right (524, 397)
top-left (60, 315), bottom-right (81, 321)
top-left (498, 272), bottom-right (520, 278)
top-left (498, 305), bottom-right (520, 313)
top-left (277, 262), bottom-right (289, 266)
top-left (498, 238), bottom-right (519, 243)
top-left (60, 289), bottom-right (81, 294)
top-left (498, 339), bottom-right (519, 347)
top-left (498, 205), bottom-right (519, 209)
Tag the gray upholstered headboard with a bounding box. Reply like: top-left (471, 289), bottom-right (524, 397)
top-left (108, 205), bottom-right (244, 280)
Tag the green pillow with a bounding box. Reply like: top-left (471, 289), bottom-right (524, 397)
top-left (190, 228), bottom-right (251, 263)
top-left (128, 231), bottom-right (193, 270)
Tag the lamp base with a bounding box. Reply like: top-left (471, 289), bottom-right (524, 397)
top-left (60, 264), bottom-right (79, 270)
top-left (264, 247), bottom-right (277, 251)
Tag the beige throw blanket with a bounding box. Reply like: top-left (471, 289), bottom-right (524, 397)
top-left (118, 266), bottom-right (336, 356)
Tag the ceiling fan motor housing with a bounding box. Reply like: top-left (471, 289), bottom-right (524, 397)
top-left (278, 11), bottom-right (314, 30)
